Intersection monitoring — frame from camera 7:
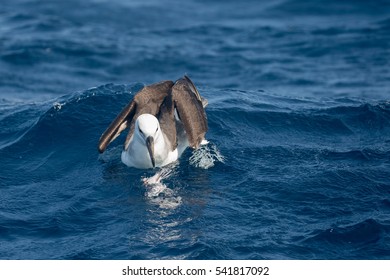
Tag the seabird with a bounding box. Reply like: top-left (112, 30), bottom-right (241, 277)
top-left (98, 76), bottom-right (208, 169)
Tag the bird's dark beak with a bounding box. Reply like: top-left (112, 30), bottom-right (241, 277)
top-left (146, 136), bottom-right (155, 168)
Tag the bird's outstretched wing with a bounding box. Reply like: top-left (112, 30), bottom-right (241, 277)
top-left (171, 76), bottom-right (208, 149)
top-left (98, 80), bottom-right (173, 153)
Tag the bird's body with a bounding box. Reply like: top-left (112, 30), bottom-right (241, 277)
top-left (98, 76), bottom-right (208, 169)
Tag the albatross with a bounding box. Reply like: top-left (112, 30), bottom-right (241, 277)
top-left (98, 76), bottom-right (208, 169)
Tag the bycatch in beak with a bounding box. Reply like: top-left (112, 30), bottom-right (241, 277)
top-left (146, 136), bottom-right (155, 167)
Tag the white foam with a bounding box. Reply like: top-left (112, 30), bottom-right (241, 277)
top-left (189, 142), bottom-right (224, 169)
top-left (53, 102), bottom-right (64, 111)
top-left (142, 167), bottom-right (182, 209)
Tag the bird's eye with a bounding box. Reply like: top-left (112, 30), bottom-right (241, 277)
top-left (156, 127), bottom-right (158, 132)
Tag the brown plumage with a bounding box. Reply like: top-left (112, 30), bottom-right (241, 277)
top-left (98, 76), bottom-right (208, 157)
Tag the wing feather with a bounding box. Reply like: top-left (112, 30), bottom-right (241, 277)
top-left (98, 100), bottom-right (136, 153)
top-left (158, 91), bottom-right (177, 150)
top-left (171, 76), bottom-right (208, 149)
top-left (98, 80), bottom-right (174, 153)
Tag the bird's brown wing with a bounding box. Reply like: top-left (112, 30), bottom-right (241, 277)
top-left (98, 80), bottom-right (174, 153)
top-left (158, 88), bottom-right (177, 150)
top-left (171, 76), bottom-right (208, 149)
top-left (98, 99), bottom-right (136, 153)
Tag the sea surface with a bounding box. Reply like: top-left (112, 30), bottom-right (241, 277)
top-left (1, 0), bottom-right (390, 259)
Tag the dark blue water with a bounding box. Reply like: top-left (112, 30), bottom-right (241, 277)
top-left (1, 0), bottom-right (390, 259)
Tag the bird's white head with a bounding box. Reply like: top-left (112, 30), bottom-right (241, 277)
top-left (136, 114), bottom-right (160, 138)
top-left (135, 114), bottom-right (161, 167)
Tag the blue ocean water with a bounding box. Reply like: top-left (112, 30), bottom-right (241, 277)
top-left (1, 0), bottom-right (390, 259)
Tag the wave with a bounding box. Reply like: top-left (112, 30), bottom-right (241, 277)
top-left (301, 219), bottom-right (390, 259)
top-left (2, 84), bottom-right (389, 155)
top-left (1, 84), bottom-right (390, 259)
top-left (1, 84), bottom-right (389, 183)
